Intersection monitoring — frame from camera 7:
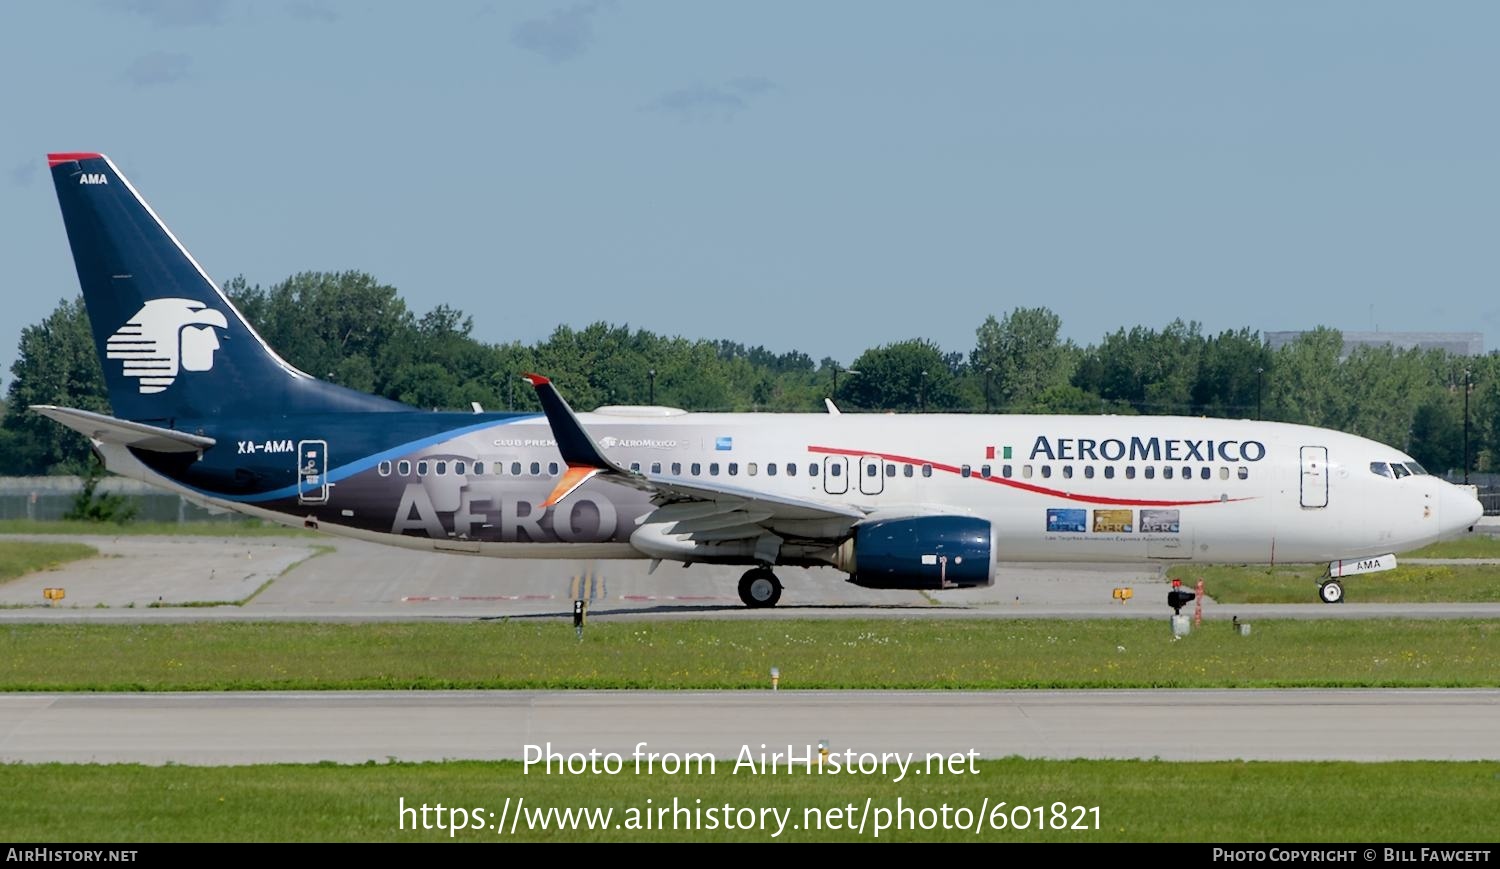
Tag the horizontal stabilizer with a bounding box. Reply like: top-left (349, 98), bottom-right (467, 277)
top-left (31, 405), bottom-right (215, 454)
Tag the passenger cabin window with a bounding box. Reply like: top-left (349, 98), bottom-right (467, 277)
top-left (691, 463), bottom-right (701, 476)
top-left (728, 463), bottom-right (738, 476)
top-left (1002, 465), bottom-right (1013, 478)
top-left (710, 463), bottom-right (720, 476)
top-left (1083, 466), bottom-right (1094, 479)
top-left (1200, 467), bottom-right (1211, 480)
top-left (436, 461), bottom-right (448, 476)
top-left (474, 461), bottom-right (484, 475)
top-left (866, 464), bottom-right (878, 477)
top-left (921, 464), bottom-right (933, 478)
top-left (417, 461), bottom-right (430, 477)
top-left (1063, 466), bottom-right (1074, 479)
top-left (455, 461), bottom-right (467, 476)
top-left (1237, 467), bottom-right (1249, 480)
top-left (1163, 467), bottom-right (1174, 480)
top-left (398, 460), bottom-right (411, 476)
top-left (527, 462), bottom-right (539, 476)
top-left (1041, 466), bottom-right (1052, 479)
top-left (1104, 466), bottom-right (1114, 479)
top-left (1022, 465), bottom-right (1033, 479)
top-left (961, 464), bottom-right (971, 478)
top-left (809, 463), bottom-right (819, 476)
top-left (767, 463), bottom-right (778, 476)
top-left (630, 462), bottom-right (641, 473)
top-left (378, 461), bottom-right (392, 476)
top-left (1144, 466), bottom-right (1155, 480)
top-left (787, 463), bottom-right (796, 477)
top-left (886, 463), bottom-right (896, 477)
top-left (829, 464), bottom-right (840, 477)
top-left (1219, 467), bottom-right (1229, 480)
top-left (980, 465), bottom-right (991, 479)
top-left (903, 464), bottom-right (914, 478)
top-left (1125, 466), bottom-right (1136, 480)
top-left (748, 463), bottom-right (758, 476)
top-left (651, 462), bottom-right (662, 474)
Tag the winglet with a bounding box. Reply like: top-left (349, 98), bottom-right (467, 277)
top-left (522, 373), bottom-right (631, 508)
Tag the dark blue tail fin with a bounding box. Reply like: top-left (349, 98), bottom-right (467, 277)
top-left (48, 152), bottom-right (409, 422)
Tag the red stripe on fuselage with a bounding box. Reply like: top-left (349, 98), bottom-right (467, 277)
top-left (806, 445), bottom-right (1248, 507)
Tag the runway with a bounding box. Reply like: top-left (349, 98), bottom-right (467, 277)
top-left (4, 534), bottom-right (1500, 621)
top-left (1, 690), bottom-right (1495, 765)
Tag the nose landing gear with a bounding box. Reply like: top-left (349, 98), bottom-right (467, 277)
top-left (1317, 579), bottom-right (1344, 604)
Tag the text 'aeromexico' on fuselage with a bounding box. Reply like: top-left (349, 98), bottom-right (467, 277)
top-left (36, 151), bottom-right (1485, 608)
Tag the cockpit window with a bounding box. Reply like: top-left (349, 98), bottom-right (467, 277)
top-left (1391, 463), bottom-right (1411, 479)
top-left (1370, 462), bottom-right (1393, 479)
top-left (1405, 461), bottom-right (1428, 476)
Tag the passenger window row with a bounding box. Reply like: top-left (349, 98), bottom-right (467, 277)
top-left (377, 459), bottom-right (560, 478)
top-left (963, 463), bottom-right (1250, 481)
top-left (375, 457), bottom-right (1252, 483)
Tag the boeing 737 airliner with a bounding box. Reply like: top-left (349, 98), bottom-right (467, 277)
top-left (36, 152), bottom-right (1484, 607)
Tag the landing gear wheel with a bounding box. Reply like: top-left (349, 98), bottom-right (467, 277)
top-left (738, 568), bottom-right (783, 609)
top-left (1318, 579), bottom-right (1344, 604)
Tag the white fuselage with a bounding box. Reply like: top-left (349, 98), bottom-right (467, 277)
top-left (102, 409), bottom-right (1482, 567)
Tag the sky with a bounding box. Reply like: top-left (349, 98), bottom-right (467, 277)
top-left (3, 1), bottom-right (1498, 391)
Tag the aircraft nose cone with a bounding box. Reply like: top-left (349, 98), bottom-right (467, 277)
top-left (1440, 484), bottom-right (1485, 535)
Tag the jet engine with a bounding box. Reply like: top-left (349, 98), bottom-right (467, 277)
top-left (832, 515), bottom-right (997, 590)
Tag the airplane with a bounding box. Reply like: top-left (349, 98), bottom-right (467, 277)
top-left (34, 152), bottom-right (1485, 608)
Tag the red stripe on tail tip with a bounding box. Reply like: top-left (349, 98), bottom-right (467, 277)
top-left (521, 373), bottom-right (551, 386)
top-left (47, 152), bottom-right (104, 167)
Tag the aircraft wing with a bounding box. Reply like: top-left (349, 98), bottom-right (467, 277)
top-left (521, 375), bottom-right (865, 537)
top-left (31, 405), bottom-right (216, 455)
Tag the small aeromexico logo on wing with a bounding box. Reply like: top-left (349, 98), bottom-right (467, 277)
top-left (107, 298), bottom-right (228, 394)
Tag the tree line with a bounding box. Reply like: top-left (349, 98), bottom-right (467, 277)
top-left (1, 271), bottom-right (1492, 478)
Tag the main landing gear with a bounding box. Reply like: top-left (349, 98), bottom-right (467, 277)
top-left (1318, 578), bottom-right (1344, 604)
top-left (738, 567), bottom-right (783, 608)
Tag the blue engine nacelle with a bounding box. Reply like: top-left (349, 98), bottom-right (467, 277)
top-left (837, 515), bottom-right (997, 590)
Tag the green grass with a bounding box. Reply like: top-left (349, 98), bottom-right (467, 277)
top-left (0, 759), bottom-right (1493, 842)
top-left (0, 519), bottom-right (313, 537)
top-left (1175, 563), bottom-right (1500, 604)
top-left (0, 541), bottom-right (97, 583)
top-left (1, 619), bottom-right (1496, 690)
top-left (1404, 536), bottom-right (1500, 558)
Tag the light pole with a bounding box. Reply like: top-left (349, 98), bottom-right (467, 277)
top-left (984, 366), bottom-right (994, 414)
top-left (648, 368), bottom-right (656, 405)
top-left (1256, 367), bottom-right (1264, 421)
top-left (919, 370), bottom-right (928, 412)
top-left (1464, 368), bottom-right (1471, 484)
top-left (831, 364), bottom-right (859, 398)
